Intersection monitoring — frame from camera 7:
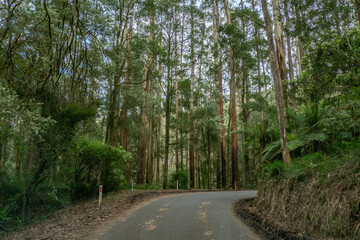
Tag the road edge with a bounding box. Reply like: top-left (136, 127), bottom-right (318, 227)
top-left (233, 198), bottom-right (308, 240)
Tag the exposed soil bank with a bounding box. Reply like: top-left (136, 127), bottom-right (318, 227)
top-left (234, 199), bottom-right (307, 240)
top-left (236, 159), bottom-right (360, 240)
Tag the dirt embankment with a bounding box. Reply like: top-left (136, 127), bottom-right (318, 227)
top-left (234, 199), bottom-right (306, 240)
top-left (235, 165), bottom-right (360, 240)
top-left (2, 190), bottom-right (188, 240)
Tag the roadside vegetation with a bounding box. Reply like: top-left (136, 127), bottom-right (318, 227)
top-left (1, 0), bottom-right (359, 237)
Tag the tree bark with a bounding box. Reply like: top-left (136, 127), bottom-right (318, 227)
top-left (105, 69), bottom-right (122, 146)
top-left (146, 94), bottom-right (154, 184)
top-left (207, 128), bottom-right (211, 189)
top-left (223, 0), bottom-right (239, 189)
top-left (121, 4), bottom-right (134, 183)
top-left (240, 64), bottom-right (250, 188)
top-left (163, 30), bottom-right (172, 189)
top-left (180, 1), bottom-right (185, 172)
top-left (163, 74), bottom-right (171, 189)
top-left (189, 0), bottom-right (195, 189)
top-left (240, 0), bottom-right (249, 189)
top-left (156, 12), bottom-right (164, 184)
top-left (139, 2), bottom-right (155, 184)
top-left (295, 5), bottom-right (304, 73)
top-left (261, 0), bottom-right (291, 165)
top-left (356, 0), bottom-right (360, 27)
top-left (285, 3), bottom-right (294, 81)
top-left (174, 3), bottom-right (180, 173)
top-left (121, 5), bottom-right (134, 151)
top-left (156, 115), bottom-right (161, 183)
top-left (273, 0), bottom-right (288, 109)
top-left (0, 140), bottom-right (5, 169)
top-left (105, 5), bottom-right (131, 147)
top-left (214, 0), bottom-right (227, 189)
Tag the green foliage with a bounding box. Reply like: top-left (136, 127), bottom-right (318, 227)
top-left (262, 160), bottom-right (285, 179)
top-left (262, 141), bottom-right (360, 183)
top-left (263, 132), bottom-right (327, 161)
top-left (286, 153), bottom-right (325, 182)
top-left (169, 170), bottom-right (189, 189)
top-left (135, 183), bottom-right (162, 190)
top-left (296, 27), bottom-right (360, 104)
top-left (0, 171), bottom-right (23, 232)
top-left (55, 104), bottom-right (97, 130)
top-left (0, 82), bottom-right (55, 141)
top-left (74, 137), bottom-right (131, 198)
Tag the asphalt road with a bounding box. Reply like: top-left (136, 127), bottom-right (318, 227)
top-left (97, 191), bottom-right (262, 240)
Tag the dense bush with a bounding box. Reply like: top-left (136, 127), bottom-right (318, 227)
top-left (262, 137), bottom-right (360, 182)
top-left (73, 137), bottom-right (131, 198)
top-left (0, 84), bottom-right (132, 234)
top-left (169, 170), bottom-right (189, 189)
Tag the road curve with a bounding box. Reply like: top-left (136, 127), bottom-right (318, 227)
top-left (96, 191), bottom-right (261, 240)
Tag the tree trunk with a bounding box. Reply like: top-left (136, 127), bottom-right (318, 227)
top-left (156, 116), bottom-right (161, 183)
top-left (105, 73), bottom-right (122, 146)
top-left (214, 0), bottom-right (227, 189)
top-left (295, 5), bottom-right (304, 73)
top-left (223, 0), bottom-right (239, 189)
top-left (196, 149), bottom-right (201, 188)
top-left (241, 65), bottom-right (250, 188)
top-left (146, 101), bottom-right (154, 184)
top-left (207, 128), bottom-right (211, 189)
top-left (0, 140), bottom-right (5, 169)
top-left (163, 76), bottom-right (171, 189)
top-left (156, 12), bottom-right (164, 184)
top-left (240, 0), bottom-right (249, 189)
top-left (138, 121), bottom-right (146, 184)
top-left (105, 6), bottom-right (130, 147)
top-left (216, 149), bottom-right (221, 189)
top-left (121, 5), bottom-right (134, 150)
top-left (273, 0), bottom-right (288, 110)
top-left (163, 32), bottom-right (172, 189)
top-left (138, 4), bottom-right (155, 184)
top-left (285, 3), bottom-right (294, 81)
top-left (174, 2), bottom-right (180, 173)
top-left (261, 0), bottom-right (291, 165)
top-left (180, 1), bottom-right (185, 172)
top-left (356, 0), bottom-right (360, 27)
top-left (189, 0), bottom-right (195, 189)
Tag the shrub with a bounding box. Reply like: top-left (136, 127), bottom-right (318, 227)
top-left (262, 160), bottom-right (284, 179)
top-left (169, 170), bottom-right (189, 189)
top-left (73, 137), bottom-right (131, 198)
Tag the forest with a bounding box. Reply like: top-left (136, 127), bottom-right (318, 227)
top-left (0, 0), bottom-right (359, 235)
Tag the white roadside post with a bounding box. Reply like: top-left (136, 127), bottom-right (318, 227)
top-left (176, 180), bottom-right (179, 190)
top-left (99, 185), bottom-right (103, 211)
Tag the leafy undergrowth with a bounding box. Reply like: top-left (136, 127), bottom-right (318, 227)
top-left (253, 148), bottom-right (360, 239)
